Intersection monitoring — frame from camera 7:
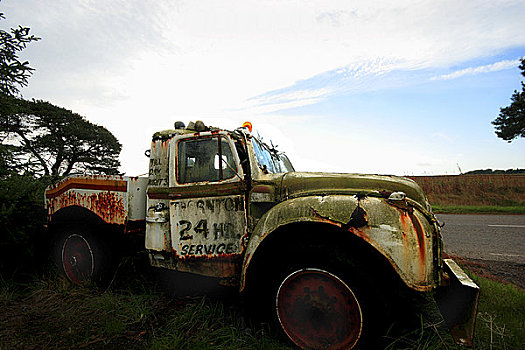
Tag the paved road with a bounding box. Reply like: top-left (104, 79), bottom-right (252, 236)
top-left (437, 214), bottom-right (525, 264)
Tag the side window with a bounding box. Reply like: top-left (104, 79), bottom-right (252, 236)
top-left (177, 137), bottom-right (236, 183)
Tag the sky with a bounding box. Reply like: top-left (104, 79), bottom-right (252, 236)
top-left (2, 0), bottom-right (525, 176)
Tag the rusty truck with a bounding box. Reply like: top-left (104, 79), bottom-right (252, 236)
top-left (45, 120), bottom-right (479, 349)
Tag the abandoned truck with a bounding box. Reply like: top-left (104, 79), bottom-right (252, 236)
top-left (45, 121), bottom-right (479, 349)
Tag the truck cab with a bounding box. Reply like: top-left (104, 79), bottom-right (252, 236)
top-left (144, 123), bottom-right (255, 278)
top-left (45, 120), bottom-right (479, 350)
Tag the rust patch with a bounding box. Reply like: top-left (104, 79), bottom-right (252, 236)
top-left (408, 211), bottom-right (426, 265)
top-left (347, 226), bottom-right (374, 246)
top-left (171, 251), bottom-right (241, 278)
top-left (125, 219), bottom-right (146, 234)
top-left (47, 190), bottom-right (126, 225)
top-left (252, 184), bottom-right (272, 193)
top-left (398, 210), bottom-right (426, 270)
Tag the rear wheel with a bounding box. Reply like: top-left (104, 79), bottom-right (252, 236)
top-left (276, 268), bottom-right (363, 350)
top-left (54, 228), bottom-right (111, 286)
top-left (62, 233), bottom-right (95, 284)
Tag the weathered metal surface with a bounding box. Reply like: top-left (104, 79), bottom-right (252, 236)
top-left (148, 138), bottom-right (170, 187)
top-left (168, 256), bottom-right (241, 278)
top-left (435, 259), bottom-right (480, 347)
top-left (145, 136), bottom-right (172, 250)
top-left (276, 268), bottom-right (362, 350)
top-left (250, 184), bottom-right (276, 203)
top-left (46, 175), bottom-right (127, 198)
top-left (241, 194), bottom-right (437, 292)
top-left (45, 175), bottom-right (149, 226)
top-left (147, 182), bottom-right (244, 199)
top-left (46, 176), bottom-right (128, 225)
top-left (280, 172), bottom-right (430, 210)
top-left (145, 204), bottom-right (171, 251)
top-left (127, 176), bottom-right (148, 221)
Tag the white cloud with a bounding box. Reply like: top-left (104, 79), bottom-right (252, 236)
top-left (8, 0), bottom-right (525, 113)
top-left (244, 88), bottom-right (332, 113)
top-left (431, 59), bottom-right (521, 80)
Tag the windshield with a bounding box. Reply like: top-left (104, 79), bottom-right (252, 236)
top-left (252, 137), bottom-right (294, 174)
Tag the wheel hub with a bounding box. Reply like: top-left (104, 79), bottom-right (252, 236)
top-left (62, 234), bottom-right (94, 284)
top-left (276, 268), bottom-right (362, 350)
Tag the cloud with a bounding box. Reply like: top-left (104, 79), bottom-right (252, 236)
top-left (432, 132), bottom-right (454, 142)
top-left (4, 0), bottom-right (525, 175)
top-left (431, 59), bottom-right (521, 80)
top-left (242, 58), bottom-right (404, 111)
top-left (244, 88), bottom-right (332, 113)
top-left (9, 0), bottom-right (525, 114)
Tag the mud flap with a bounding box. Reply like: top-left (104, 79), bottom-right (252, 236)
top-left (434, 258), bottom-right (480, 347)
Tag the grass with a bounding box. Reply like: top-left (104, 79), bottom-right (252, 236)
top-left (149, 297), bottom-right (285, 350)
top-left (470, 274), bottom-right (525, 350)
top-left (431, 205), bottom-right (525, 214)
top-left (382, 271), bottom-right (525, 350)
top-left (1, 269), bottom-right (524, 350)
top-left (0, 271), bottom-right (291, 350)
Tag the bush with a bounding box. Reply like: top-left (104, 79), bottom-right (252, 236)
top-left (0, 174), bottom-right (49, 278)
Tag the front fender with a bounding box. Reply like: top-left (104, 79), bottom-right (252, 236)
top-left (241, 195), bottom-right (437, 292)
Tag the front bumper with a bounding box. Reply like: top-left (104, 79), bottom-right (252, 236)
top-left (434, 259), bottom-right (480, 347)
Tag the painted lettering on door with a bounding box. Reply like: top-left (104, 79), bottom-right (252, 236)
top-left (170, 195), bottom-right (246, 257)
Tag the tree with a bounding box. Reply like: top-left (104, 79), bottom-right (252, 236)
top-left (0, 6), bottom-right (122, 278)
top-left (493, 58), bottom-right (525, 142)
top-left (0, 96), bottom-right (122, 277)
top-left (1, 95), bottom-right (122, 180)
top-left (0, 6), bottom-right (40, 96)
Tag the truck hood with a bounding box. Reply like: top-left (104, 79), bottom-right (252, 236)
top-left (279, 172), bottom-right (428, 208)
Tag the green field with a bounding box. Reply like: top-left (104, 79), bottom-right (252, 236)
top-left (431, 205), bottom-right (525, 214)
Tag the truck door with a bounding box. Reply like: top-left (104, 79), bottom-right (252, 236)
top-left (169, 132), bottom-right (247, 278)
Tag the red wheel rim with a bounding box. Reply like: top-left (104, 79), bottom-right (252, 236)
top-left (276, 269), bottom-right (362, 350)
top-left (62, 234), bottom-right (94, 284)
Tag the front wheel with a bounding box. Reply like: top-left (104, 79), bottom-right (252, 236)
top-left (276, 268), bottom-right (363, 350)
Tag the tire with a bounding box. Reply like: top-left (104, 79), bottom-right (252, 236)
top-left (53, 228), bottom-right (112, 286)
top-left (242, 235), bottom-right (396, 349)
top-left (276, 268), bottom-right (363, 350)
top-left (269, 259), bottom-right (393, 350)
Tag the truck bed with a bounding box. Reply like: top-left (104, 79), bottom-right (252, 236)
top-left (45, 175), bottom-right (148, 227)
